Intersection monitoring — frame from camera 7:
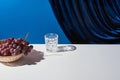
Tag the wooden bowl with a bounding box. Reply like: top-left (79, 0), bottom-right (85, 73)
top-left (0, 40), bottom-right (24, 62)
top-left (0, 53), bottom-right (24, 62)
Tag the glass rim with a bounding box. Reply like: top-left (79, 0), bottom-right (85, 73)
top-left (44, 33), bottom-right (58, 38)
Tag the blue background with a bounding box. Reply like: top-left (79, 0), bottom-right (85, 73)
top-left (0, 0), bottom-right (70, 44)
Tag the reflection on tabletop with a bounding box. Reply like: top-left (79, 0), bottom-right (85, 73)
top-left (45, 45), bottom-right (77, 56)
top-left (57, 45), bottom-right (76, 52)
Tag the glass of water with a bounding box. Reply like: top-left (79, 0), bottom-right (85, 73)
top-left (44, 33), bottom-right (58, 52)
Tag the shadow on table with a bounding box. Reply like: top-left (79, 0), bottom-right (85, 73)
top-left (2, 49), bottom-right (44, 67)
top-left (44, 45), bottom-right (77, 57)
top-left (57, 45), bottom-right (77, 52)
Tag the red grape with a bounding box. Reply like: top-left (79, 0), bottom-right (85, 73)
top-left (0, 38), bottom-right (33, 56)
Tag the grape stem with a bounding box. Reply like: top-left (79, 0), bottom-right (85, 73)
top-left (24, 32), bottom-right (29, 40)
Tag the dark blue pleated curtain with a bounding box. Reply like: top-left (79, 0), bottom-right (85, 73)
top-left (49, 0), bottom-right (120, 44)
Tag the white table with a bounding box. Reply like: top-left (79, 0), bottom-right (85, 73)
top-left (0, 44), bottom-right (120, 80)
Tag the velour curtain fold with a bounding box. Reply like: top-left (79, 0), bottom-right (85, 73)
top-left (49, 0), bottom-right (120, 44)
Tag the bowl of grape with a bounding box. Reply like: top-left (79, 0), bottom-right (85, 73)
top-left (0, 38), bottom-right (33, 62)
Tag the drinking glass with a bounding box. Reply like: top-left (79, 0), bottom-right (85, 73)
top-left (44, 33), bottom-right (58, 52)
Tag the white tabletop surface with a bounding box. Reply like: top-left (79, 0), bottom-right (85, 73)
top-left (0, 44), bottom-right (120, 80)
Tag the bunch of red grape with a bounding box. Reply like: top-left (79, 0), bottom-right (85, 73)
top-left (0, 38), bottom-right (33, 56)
